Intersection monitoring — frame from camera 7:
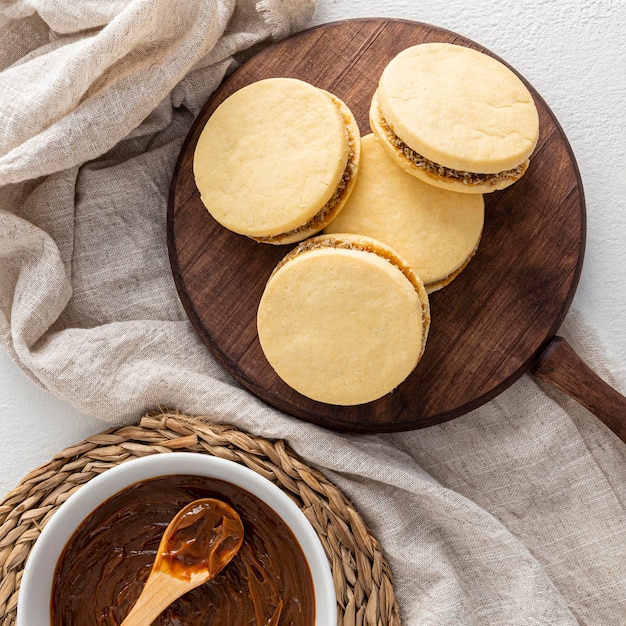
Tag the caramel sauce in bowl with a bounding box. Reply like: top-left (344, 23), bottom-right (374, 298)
top-left (17, 453), bottom-right (336, 625)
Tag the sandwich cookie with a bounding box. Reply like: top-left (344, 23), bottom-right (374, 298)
top-left (370, 43), bottom-right (539, 193)
top-left (194, 77), bottom-right (360, 244)
top-left (325, 134), bottom-right (484, 292)
top-left (257, 233), bottom-right (430, 406)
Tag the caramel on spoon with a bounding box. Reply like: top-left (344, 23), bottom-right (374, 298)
top-left (121, 498), bottom-right (244, 625)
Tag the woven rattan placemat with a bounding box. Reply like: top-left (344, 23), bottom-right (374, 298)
top-left (0, 411), bottom-right (400, 625)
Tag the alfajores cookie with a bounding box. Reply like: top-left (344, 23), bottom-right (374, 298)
top-left (194, 77), bottom-right (360, 244)
top-left (370, 43), bottom-right (539, 193)
top-left (256, 233), bottom-right (430, 406)
top-left (325, 134), bottom-right (484, 292)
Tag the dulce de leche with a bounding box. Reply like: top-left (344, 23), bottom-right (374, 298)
top-left (51, 474), bottom-right (316, 625)
top-left (159, 498), bottom-right (243, 580)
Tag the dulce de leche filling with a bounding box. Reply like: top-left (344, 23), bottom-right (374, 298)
top-left (51, 475), bottom-right (315, 625)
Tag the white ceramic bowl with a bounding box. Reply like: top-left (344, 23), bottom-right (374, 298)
top-left (17, 452), bottom-right (337, 625)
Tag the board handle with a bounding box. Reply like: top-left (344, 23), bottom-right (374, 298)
top-left (532, 335), bottom-right (626, 443)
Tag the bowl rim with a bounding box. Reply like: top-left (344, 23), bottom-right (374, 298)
top-left (17, 452), bottom-right (337, 625)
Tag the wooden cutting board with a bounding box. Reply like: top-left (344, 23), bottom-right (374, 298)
top-left (167, 18), bottom-right (585, 432)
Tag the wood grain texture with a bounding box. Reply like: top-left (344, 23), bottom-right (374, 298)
top-left (167, 18), bottom-right (586, 432)
top-left (533, 337), bottom-right (626, 442)
top-left (121, 572), bottom-right (193, 626)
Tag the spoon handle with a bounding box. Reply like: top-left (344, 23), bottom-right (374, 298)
top-left (532, 335), bottom-right (626, 443)
top-left (120, 571), bottom-right (196, 626)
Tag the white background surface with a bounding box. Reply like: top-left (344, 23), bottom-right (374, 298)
top-left (2, 0), bottom-right (625, 499)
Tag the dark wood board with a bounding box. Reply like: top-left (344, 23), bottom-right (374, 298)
top-left (167, 18), bottom-right (585, 433)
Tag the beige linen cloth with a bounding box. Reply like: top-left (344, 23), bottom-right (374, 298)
top-left (1, 1), bottom-right (626, 624)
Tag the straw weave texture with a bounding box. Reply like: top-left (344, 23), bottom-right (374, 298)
top-left (0, 411), bottom-right (400, 626)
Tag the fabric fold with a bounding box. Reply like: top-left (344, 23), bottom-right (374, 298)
top-left (0, 0), bottom-right (317, 184)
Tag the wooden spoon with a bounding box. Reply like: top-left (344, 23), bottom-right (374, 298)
top-left (121, 498), bottom-right (244, 626)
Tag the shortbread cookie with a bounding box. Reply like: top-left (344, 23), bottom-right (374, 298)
top-left (370, 43), bottom-right (539, 193)
top-left (257, 234), bottom-right (430, 405)
top-left (325, 134), bottom-right (484, 292)
top-left (194, 77), bottom-right (360, 244)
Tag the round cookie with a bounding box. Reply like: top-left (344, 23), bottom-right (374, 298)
top-left (194, 77), bottom-right (360, 244)
top-left (325, 134), bottom-right (484, 292)
top-left (257, 234), bottom-right (430, 406)
top-left (370, 43), bottom-right (539, 193)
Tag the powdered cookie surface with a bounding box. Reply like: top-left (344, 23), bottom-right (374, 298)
top-left (371, 43), bottom-right (539, 193)
top-left (326, 134), bottom-right (484, 292)
top-left (194, 77), bottom-right (360, 243)
top-left (257, 234), bottom-right (430, 405)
